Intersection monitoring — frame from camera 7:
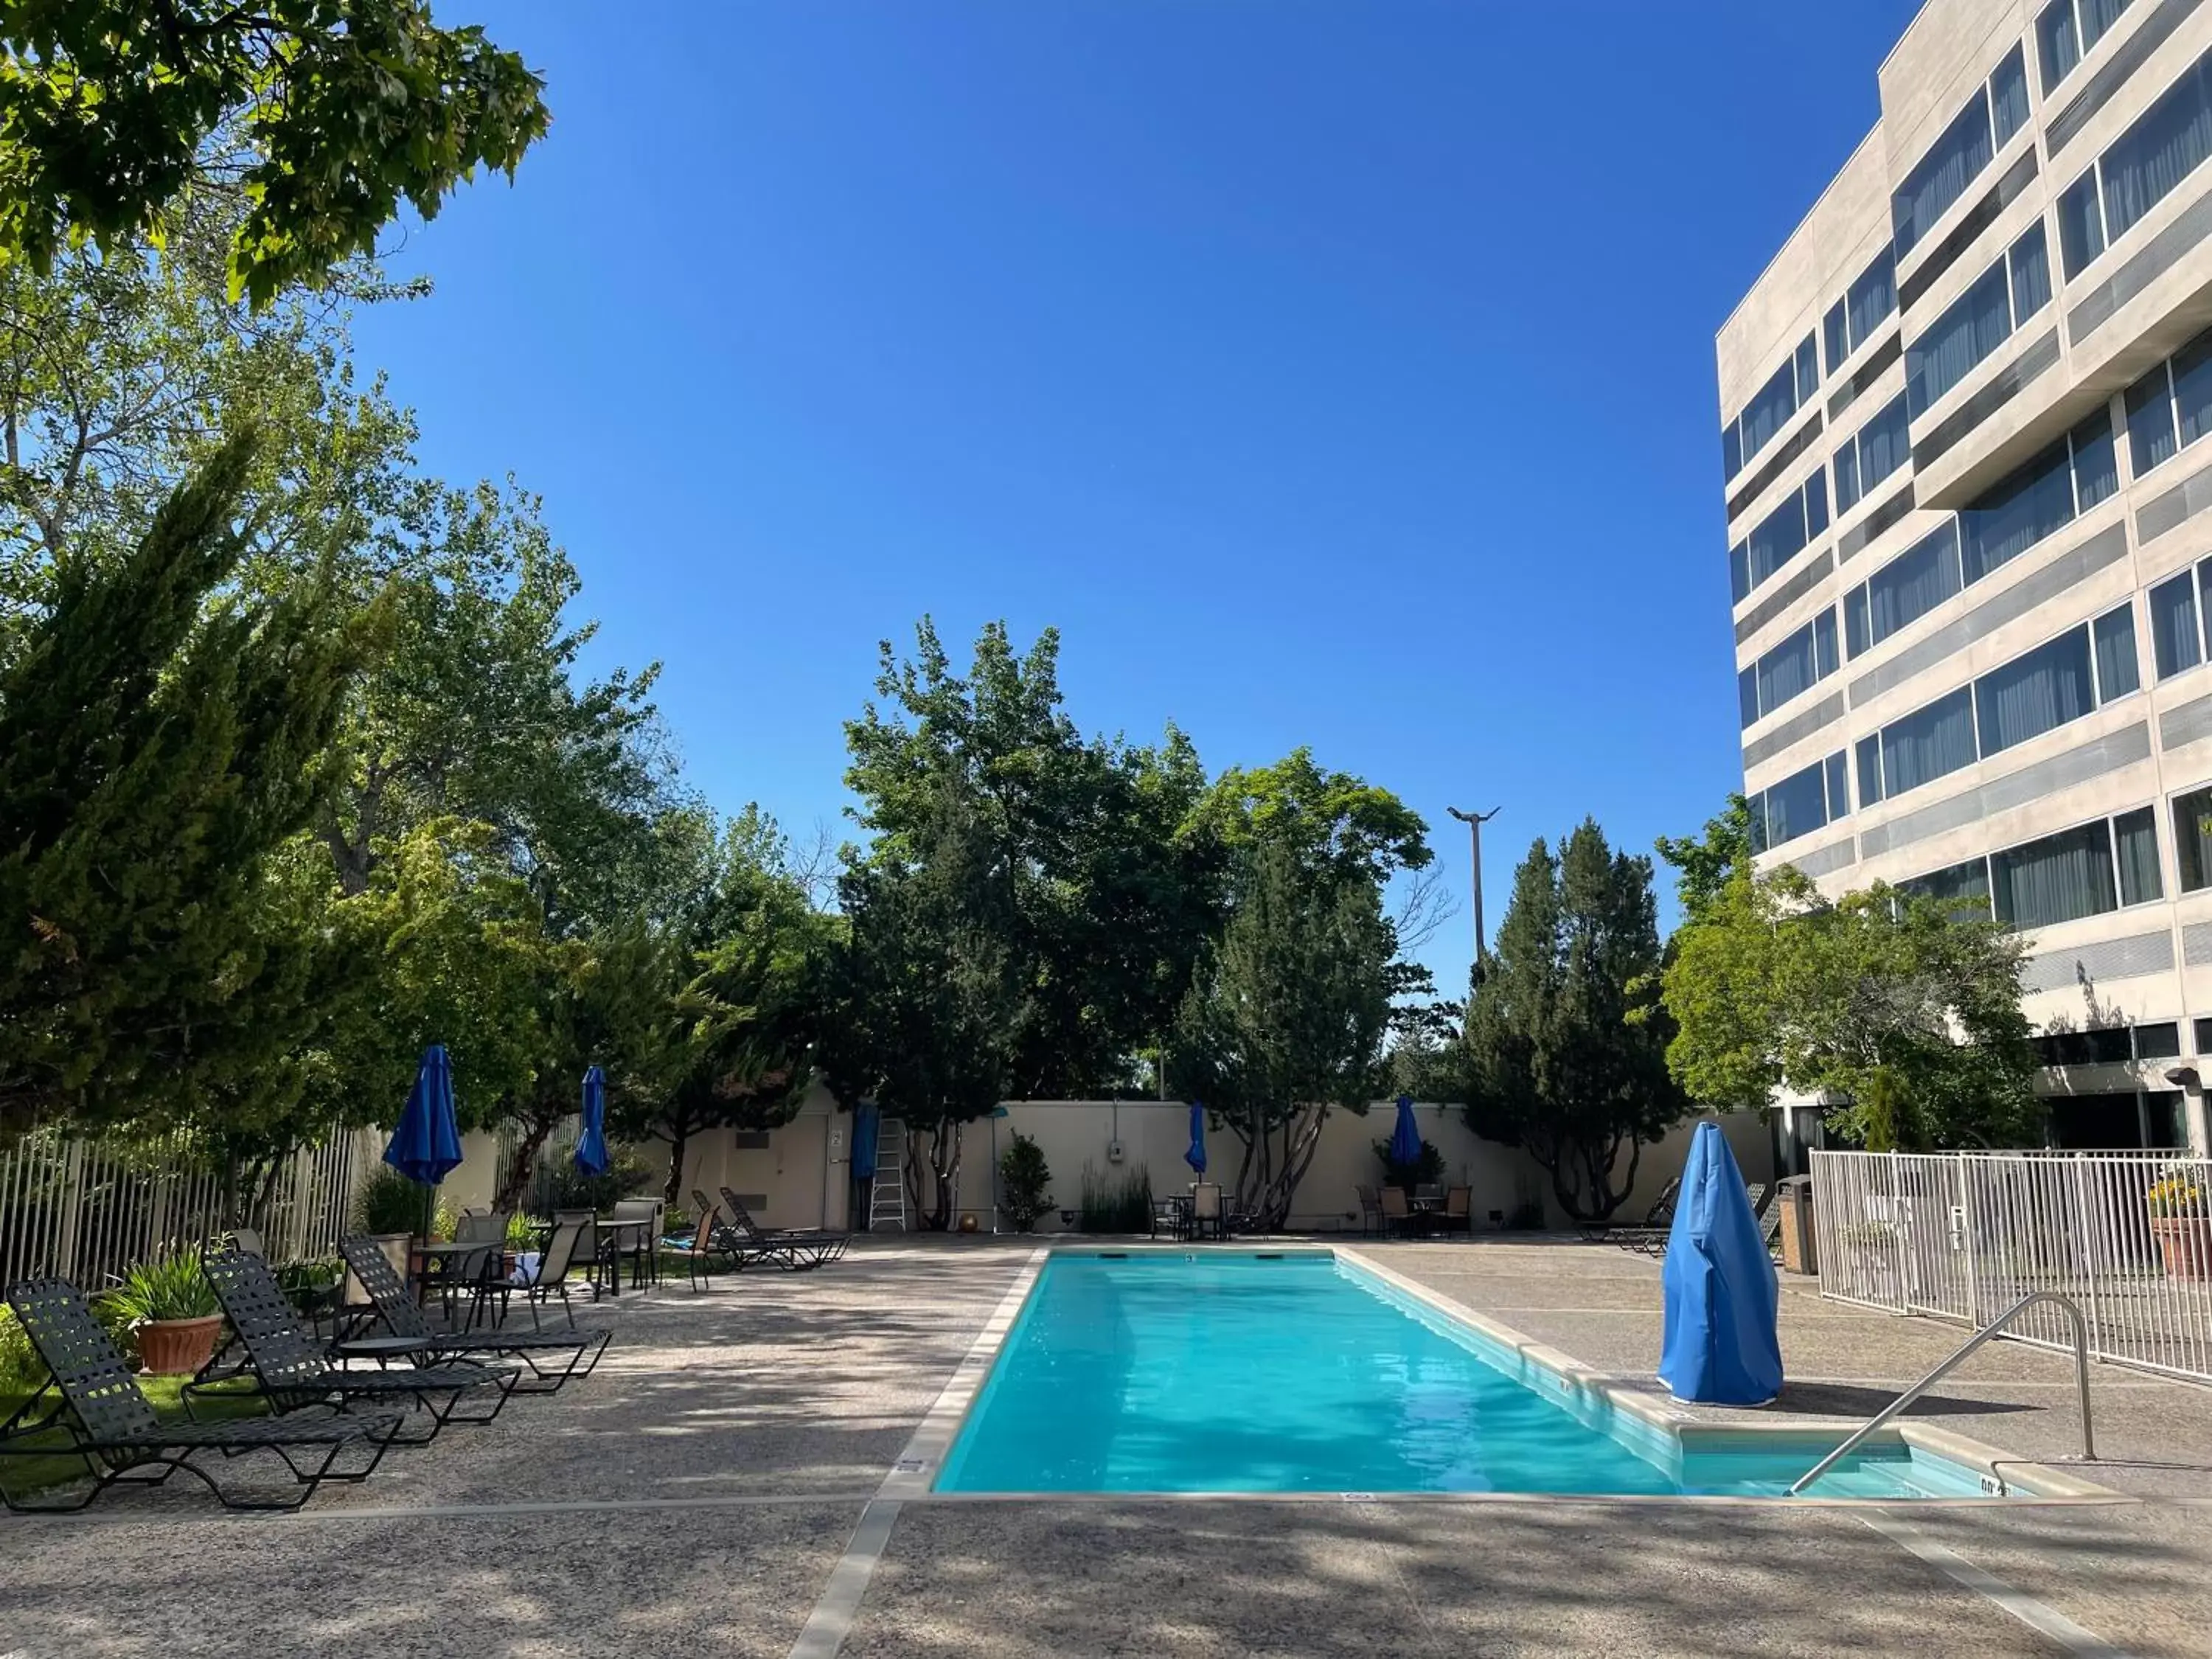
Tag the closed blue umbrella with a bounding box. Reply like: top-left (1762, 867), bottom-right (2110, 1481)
top-left (383, 1045), bottom-right (463, 1186)
top-left (1657, 1123), bottom-right (1783, 1405)
top-left (1184, 1100), bottom-right (1207, 1175)
top-left (574, 1065), bottom-right (611, 1178)
top-left (852, 1102), bottom-right (880, 1175)
top-left (1388, 1094), bottom-right (1422, 1167)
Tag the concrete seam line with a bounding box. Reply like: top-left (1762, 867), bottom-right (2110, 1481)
top-left (787, 1498), bottom-right (902, 1659)
top-left (1857, 1512), bottom-right (2134, 1657)
top-left (785, 1246), bottom-right (1046, 1659)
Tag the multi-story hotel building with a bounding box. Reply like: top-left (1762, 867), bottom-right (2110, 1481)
top-left (1718, 0), bottom-right (2212, 1153)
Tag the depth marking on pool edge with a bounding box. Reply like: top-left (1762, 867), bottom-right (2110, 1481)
top-left (785, 1244), bottom-right (1049, 1659)
top-left (1857, 1512), bottom-right (2134, 1657)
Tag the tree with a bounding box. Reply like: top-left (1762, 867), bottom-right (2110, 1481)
top-left (1660, 855), bottom-right (2039, 1150)
top-left (1463, 821), bottom-right (1691, 1222)
top-left (612, 810), bottom-right (831, 1205)
top-left (0, 3), bottom-right (548, 306)
top-left (1170, 841), bottom-right (1397, 1228)
top-left (844, 617), bottom-right (1217, 1097)
top-left (0, 434), bottom-right (371, 1132)
top-left (821, 780), bottom-right (1020, 1230)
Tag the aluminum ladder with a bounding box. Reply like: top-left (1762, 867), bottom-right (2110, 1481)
top-left (1788, 1290), bottom-right (2096, 1494)
top-left (868, 1117), bottom-right (908, 1232)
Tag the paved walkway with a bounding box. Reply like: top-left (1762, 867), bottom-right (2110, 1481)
top-left (3, 1236), bottom-right (2210, 1657)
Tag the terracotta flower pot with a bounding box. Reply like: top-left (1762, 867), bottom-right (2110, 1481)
top-left (2150, 1215), bottom-right (2212, 1281)
top-left (135, 1315), bottom-right (224, 1377)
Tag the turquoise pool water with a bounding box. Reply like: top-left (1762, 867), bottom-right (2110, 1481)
top-left (934, 1253), bottom-right (1989, 1498)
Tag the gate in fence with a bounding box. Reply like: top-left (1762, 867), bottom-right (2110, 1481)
top-left (0, 1126), bottom-right (365, 1289)
top-left (1809, 1148), bottom-right (2212, 1384)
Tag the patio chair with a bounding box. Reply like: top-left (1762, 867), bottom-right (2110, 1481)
top-left (1354, 1185), bottom-right (1382, 1237)
top-left (512, 1216), bottom-right (597, 1327)
top-left (553, 1208), bottom-right (607, 1295)
top-left (1439, 1186), bottom-right (1472, 1236)
top-left (667, 1200), bottom-right (731, 1290)
top-left (608, 1197), bottom-right (662, 1289)
top-left (1, 1278), bottom-right (404, 1514)
top-left (195, 1251), bottom-right (516, 1445)
top-left (1190, 1182), bottom-right (1227, 1241)
top-left (1378, 1186), bottom-right (1413, 1237)
top-left (691, 1189), bottom-right (803, 1270)
top-left (1150, 1192), bottom-right (1187, 1241)
top-left (720, 1186), bottom-right (850, 1267)
top-left (335, 1236), bottom-right (608, 1392)
top-left (1582, 1175), bottom-right (1681, 1245)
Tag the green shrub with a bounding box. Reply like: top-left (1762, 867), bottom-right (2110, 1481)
top-left (1373, 1136), bottom-right (1446, 1194)
top-left (101, 1253), bottom-right (219, 1326)
top-left (522, 1144), bottom-right (661, 1217)
top-left (0, 1304), bottom-right (43, 1395)
top-left (1077, 1161), bottom-right (1152, 1233)
top-left (504, 1211), bottom-right (540, 1248)
top-left (998, 1133), bottom-right (1053, 1233)
top-left (353, 1165), bottom-right (431, 1235)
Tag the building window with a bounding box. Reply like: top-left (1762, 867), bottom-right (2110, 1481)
top-left (2124, 324), bottom-right (2212, 481)
top-left (2058, 44), bottom-right (2212, 279)
top-left (1904, 855), bottom-right (1994, 917)
top-left (1860, 611), bottom-right (2138, 804)
top-left (1851, 521), bottom-right (1961, 657)
top-left (1993, 819), bottom-right (2118, 928)
top-left (2174, 783), bottom-right (2212, 891)
top-left (1959, 411), bottom-right (2112, 584)
top-left (1826, 245), bottom-right (1899, 377)
top-left (1747, 750), bottom-right (1851, 852)
top-left (1741, 610), bottom-right (1840, 727)
top-left (1732, 471), bottom-right (1832, 602)
top-left (2195, 1015), bottom-right (2212, 1054)
top-left (2134, 1020), bottom-right (2183, 1060)
top-left (1893, 83), bottom-right (1996, 257)
top-left (2038, 0), bottom-right (2132, 94)
top-left (1905, 225), bottom-right (2051, 418)
top-left (2147, 557), bottom-right (2212, 682)
top-left (2116, 805), bottom-right (2163, 904)
top-left (1723, 332), bottom-right (1819, 483)
top-left (1833, 392), bottom-right (1909, 517)
top-left (731, 1130), bottom-right (773, 1149)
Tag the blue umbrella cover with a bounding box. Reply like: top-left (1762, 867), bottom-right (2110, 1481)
top-left (1388, 1095), bottom-right (1422, 1166)
top-left (852, 1102), bottom-right (880, 1174)
top-left (383, 1045), bottom-right (463, 1186)
top-left (1657, 1122), bottom-right (1784, 1406)
top-left (574, 1065), bottom-right (612, 1178)
top-left (1184, 1100), bottom-right (1207, 1175)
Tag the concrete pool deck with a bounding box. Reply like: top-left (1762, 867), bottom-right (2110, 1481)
top-left (3, 1234), bottom-right (2211, 1656)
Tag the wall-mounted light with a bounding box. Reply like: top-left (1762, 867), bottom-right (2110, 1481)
top-left (2164, 1067), bottom-right (2199, 1091)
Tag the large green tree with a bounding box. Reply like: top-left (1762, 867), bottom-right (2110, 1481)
top-left (821, 779), bottom-right (1020, 1230)
top-left (0, 3), bottom-right (547, 306)
top-left (843, 617), bottom-right (1217, 1097)
top-left (1463, 819), bottom-right (1689, 1222)
top-left (0, 434), bottom-right (369, 1133)
top-left (1658, 812), bottom-right (2039, 1149)
top-left (1171, 841), bottom-right (1399, 1228)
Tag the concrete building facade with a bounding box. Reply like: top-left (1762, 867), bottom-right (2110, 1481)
top-left (1718, 0), bottom-right (2212, 1153)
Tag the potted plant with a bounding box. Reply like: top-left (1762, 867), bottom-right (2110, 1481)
top-left (2147, 1174), bottom-right (2211, 1280)
top-left (102, 1254), bottom-right (223, 1376)
top-left (998, 1133), bottom-right (1054, 1234)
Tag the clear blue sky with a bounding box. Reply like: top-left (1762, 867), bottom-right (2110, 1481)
top-left (355, 0), bottom-right (1923, 999)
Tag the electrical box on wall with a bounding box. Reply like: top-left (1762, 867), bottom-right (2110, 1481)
top-left (1107, 1139), bottom-right (1124, 1164)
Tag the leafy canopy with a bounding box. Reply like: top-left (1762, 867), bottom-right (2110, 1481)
top-left (0, 1), bottom-right (548, 306)
top-left (1461, 819), bottom-right (1689, 1222)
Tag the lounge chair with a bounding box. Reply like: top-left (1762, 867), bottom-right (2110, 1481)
top-left (719, 1186), bottom-right (850, 1267)
top-left (691, 1189), bottom-right (803, 1270)
top-left (1, 1277), bottom-right (403, 1513)
top-left (1580, 1176), bottom-right (1681, 1245)
top-left (1630, 1182), bottom-right (1771, 1261)
top-left (335, 1236), bottom-right (609, 1392)
top-left (195, 1251), bottom-right (516, 1444)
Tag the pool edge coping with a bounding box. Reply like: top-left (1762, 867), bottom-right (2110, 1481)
top-left (1333, 1244), bottom-right (2124, 1502)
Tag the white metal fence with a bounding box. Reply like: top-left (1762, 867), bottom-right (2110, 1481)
top-left (0, 1127), bottom-right (366, 1290)
top-left (1810, 1148), bottom-right (2212, 1384)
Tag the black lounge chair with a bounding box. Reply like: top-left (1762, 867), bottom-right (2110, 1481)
top-left (335, 1236), bottom-right (610, 1392)
top-left (1579, 1176), bottom-right (1681, 1245)
top-left (1, 1277), bottom-right (403, 1513)
top-left (195, 1251), bottom-right (517, 1444)
top-left (689, 1189), bottom-right (806, 1271)
top-left (1630, 1182), bottom-right (1773, 1262)
top-left (719, 1186), bottom-right (850, 1268)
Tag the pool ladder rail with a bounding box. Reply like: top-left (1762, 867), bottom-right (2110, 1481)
top-left (1787, 1290), bottom-right (2096, 1495)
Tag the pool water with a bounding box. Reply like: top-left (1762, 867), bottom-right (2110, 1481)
top-left (933, 1253), bottom-right (1990, 1498)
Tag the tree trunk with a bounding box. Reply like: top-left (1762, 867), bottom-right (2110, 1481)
top-left (495, 1113), bottom-right (558, 1212)
top-left (662, 1122), bottom-right (690, 1207)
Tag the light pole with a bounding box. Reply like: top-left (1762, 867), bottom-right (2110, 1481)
top-left (1446, 805), bottom-right (1500, 989)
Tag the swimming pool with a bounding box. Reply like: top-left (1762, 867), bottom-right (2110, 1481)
top-left (933, 1251), bottom-right (1998, 1498)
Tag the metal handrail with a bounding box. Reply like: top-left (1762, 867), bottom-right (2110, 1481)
top-left (1787, 1290), bottom-right (2096, 1495)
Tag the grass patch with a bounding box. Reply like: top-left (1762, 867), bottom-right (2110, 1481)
top-left (0, 1373), bottom-right (271, 1505)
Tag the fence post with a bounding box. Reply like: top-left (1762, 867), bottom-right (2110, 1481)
top-left (2068, 1156), bottom-right (2102, 1360)
top-left (52, 1136), bottom-right (86, 1280)
top-left (1958, 1155), bottom-right (1980, 1328)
